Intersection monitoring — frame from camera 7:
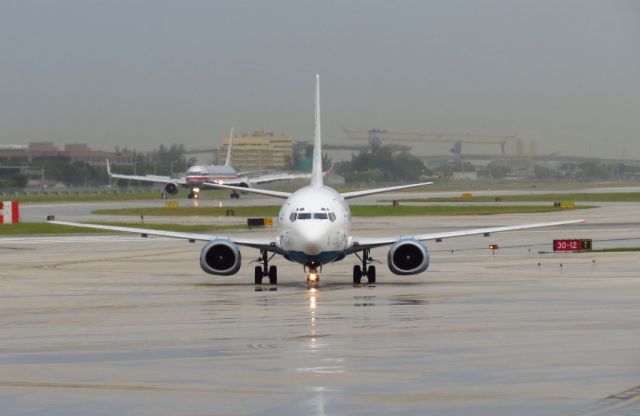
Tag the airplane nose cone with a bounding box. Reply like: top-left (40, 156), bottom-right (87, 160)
top-left (298, 224), bottom-right (328, 255)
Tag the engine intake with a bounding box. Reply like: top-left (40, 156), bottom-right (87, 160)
top-left (200, 239), bottom-right (242, 275)
top-left (164, 183), bottom-right (179, 195)
top-left (387, 239), bottom-right (429, 275)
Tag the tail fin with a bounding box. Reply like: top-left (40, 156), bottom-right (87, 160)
top-left (105, 159), bottom-right (112, 176)
top-left (311, 74), bottom-right (323, 186)
top-left (224, 127), bottom-right (234, 167)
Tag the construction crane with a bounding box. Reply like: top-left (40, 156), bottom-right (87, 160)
top-left (344, 129), bottom-right (533, 156)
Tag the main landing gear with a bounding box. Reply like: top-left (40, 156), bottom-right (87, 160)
top-left (254, 249), bottom-right (277, 285)
top-left (353, 249), bottom-right (376, 285)
top-left (230, 191), bottom-right (240, 199)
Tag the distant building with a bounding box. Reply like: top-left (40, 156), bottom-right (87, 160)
top-left (452, 171), bottom-right (478, 181)
top-left (0, 142), bottom-right (134, 166)
top-left (217, 131), bottom-right (293, 169)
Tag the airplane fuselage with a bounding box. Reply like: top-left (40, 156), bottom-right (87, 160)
top-left (276, 185), bottom-right (351, 269)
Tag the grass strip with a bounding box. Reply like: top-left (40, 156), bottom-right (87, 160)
top-left (390, 192), bottom-right (640, 203)
top-left (93, 205), bottom-right (587, 218)
top-left (0, 222), bottom-right (250, 236)
top-left (3, 190), bottom-right (231, 204)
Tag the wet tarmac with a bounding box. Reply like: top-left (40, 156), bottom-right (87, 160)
top-left (1, 201), bottom-right (639, 415)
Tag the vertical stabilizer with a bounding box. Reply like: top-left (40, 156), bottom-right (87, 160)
top-left (224, 127), bottom-right (234, 167)
top-left (311, 74), bottom-right (323, 186)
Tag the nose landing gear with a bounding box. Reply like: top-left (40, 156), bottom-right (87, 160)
top-left (254, 249), bottom-right (277, 284)
top-left (353, 249), bottom-right (376, 285)
top-left (304, 264), bottom-right (321, 287)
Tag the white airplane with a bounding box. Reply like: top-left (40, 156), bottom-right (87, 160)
top-left (106, 127), bottom-right (311, 199)
top-left (51, 75), bottom-right (583, 285)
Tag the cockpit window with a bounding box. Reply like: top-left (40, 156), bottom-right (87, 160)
top-left (290, 210), bottom-right (336, 221)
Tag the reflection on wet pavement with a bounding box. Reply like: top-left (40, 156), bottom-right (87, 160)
top-left (0, 220), bottom-right (639, 415)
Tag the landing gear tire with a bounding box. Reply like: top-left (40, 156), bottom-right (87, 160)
top-left (187, 192), bottom-right (193, 199)
top-left (353, 265), bottom-right (362, 285)
top-left (254, 249), bottom-right (277, 285)
top-left (254, 266), bottom-right (263, 285)
top-left (268, 265), bottom-right (278, 285)
top-left (366, 265), bottom-right (376, 284)
top-left (230, 192), bottom-right (240, 199)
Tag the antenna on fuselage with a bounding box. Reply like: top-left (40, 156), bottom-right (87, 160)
top-left (311, 74), bottom-right (323, 187)
top-left (224, 127), bottom-right (234, 167)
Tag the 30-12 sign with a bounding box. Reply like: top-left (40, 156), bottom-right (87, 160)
top-left (553, 239), bottom-right (592, 252)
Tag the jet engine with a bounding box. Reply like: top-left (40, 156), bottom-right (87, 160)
top-left (387, 239), bottom-right (430, 275)
top-left (199, 239), bottom-right (242, 275)
top-left (164, 183), bottom-right (179, 195)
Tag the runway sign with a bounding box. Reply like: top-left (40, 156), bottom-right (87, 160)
top-left (0, 201), bottom-right (19, 224)
top-left (247, 218), bottom-right (273, 227)
top-left (553, 239), bottom-right (592, 252)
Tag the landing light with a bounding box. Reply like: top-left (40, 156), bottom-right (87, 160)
top-left (192, 187), bottom-right (200, 192)
top-left (307, 273), bottom-right (318, 282)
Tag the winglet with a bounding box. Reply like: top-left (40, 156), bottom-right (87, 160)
top-left (224, 127), bottom-right (234, 167)
top-left (105, 159), bottom-right (112, 176)
top-left (311, 74), bottom-right (323, 187)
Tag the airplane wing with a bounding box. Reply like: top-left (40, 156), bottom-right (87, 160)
top-left (233, 171), bottom-right (312, 185)
top-left (236, 169), bottom-right (272, 176)
top-left (346, 219), bottom-right (585, 253)
top-left (202, 182), bottom-right (292, 199)
top-left (47, 220), bottom-right (283, 253)
top-left (341, 181), bottom-right (433, 199)
top-left (106, 159), bottom-right (186, 185)
top-left (109, 172), bottom-right (186, 185)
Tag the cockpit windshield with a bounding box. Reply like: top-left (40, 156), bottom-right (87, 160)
top-left (290, 211), bottom-right (335, 222)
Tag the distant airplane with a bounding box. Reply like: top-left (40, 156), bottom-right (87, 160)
top-left (51, 75), bottom-right (583, 285)
top-left (106, 127), bottom-right (311, 199)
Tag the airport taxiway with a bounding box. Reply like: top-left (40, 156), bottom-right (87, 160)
top-left (1, 198), bottom-right (639, 415)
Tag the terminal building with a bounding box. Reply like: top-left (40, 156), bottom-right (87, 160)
top-left (217, 131), bottom-right (293, 169)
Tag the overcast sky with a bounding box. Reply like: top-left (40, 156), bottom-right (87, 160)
top-left (1, 0), bottom-right (638, 158)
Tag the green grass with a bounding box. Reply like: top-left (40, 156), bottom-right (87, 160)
top-left (391, 192), bottom-right (640, 203)
top-left (94, 204), bottom-right (588, 218)
top-left (94, 206), bottom-right (283, 217)
top-left (0, 222), bottom-right (250, 235)
top-left (2, 190), bottom-right (231, 204)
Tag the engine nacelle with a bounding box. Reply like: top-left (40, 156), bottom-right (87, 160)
top-left (199, 239), bottom-right (242, 275)
top-left (237, 182), bottom-right (252, 193)
top-left (164, 183), bottom-right (179, 195)
top-left (387, 239), bottom-right (430, 275)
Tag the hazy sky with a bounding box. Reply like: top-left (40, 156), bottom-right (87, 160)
top-left (1, 0), bottom-right (639, 158)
